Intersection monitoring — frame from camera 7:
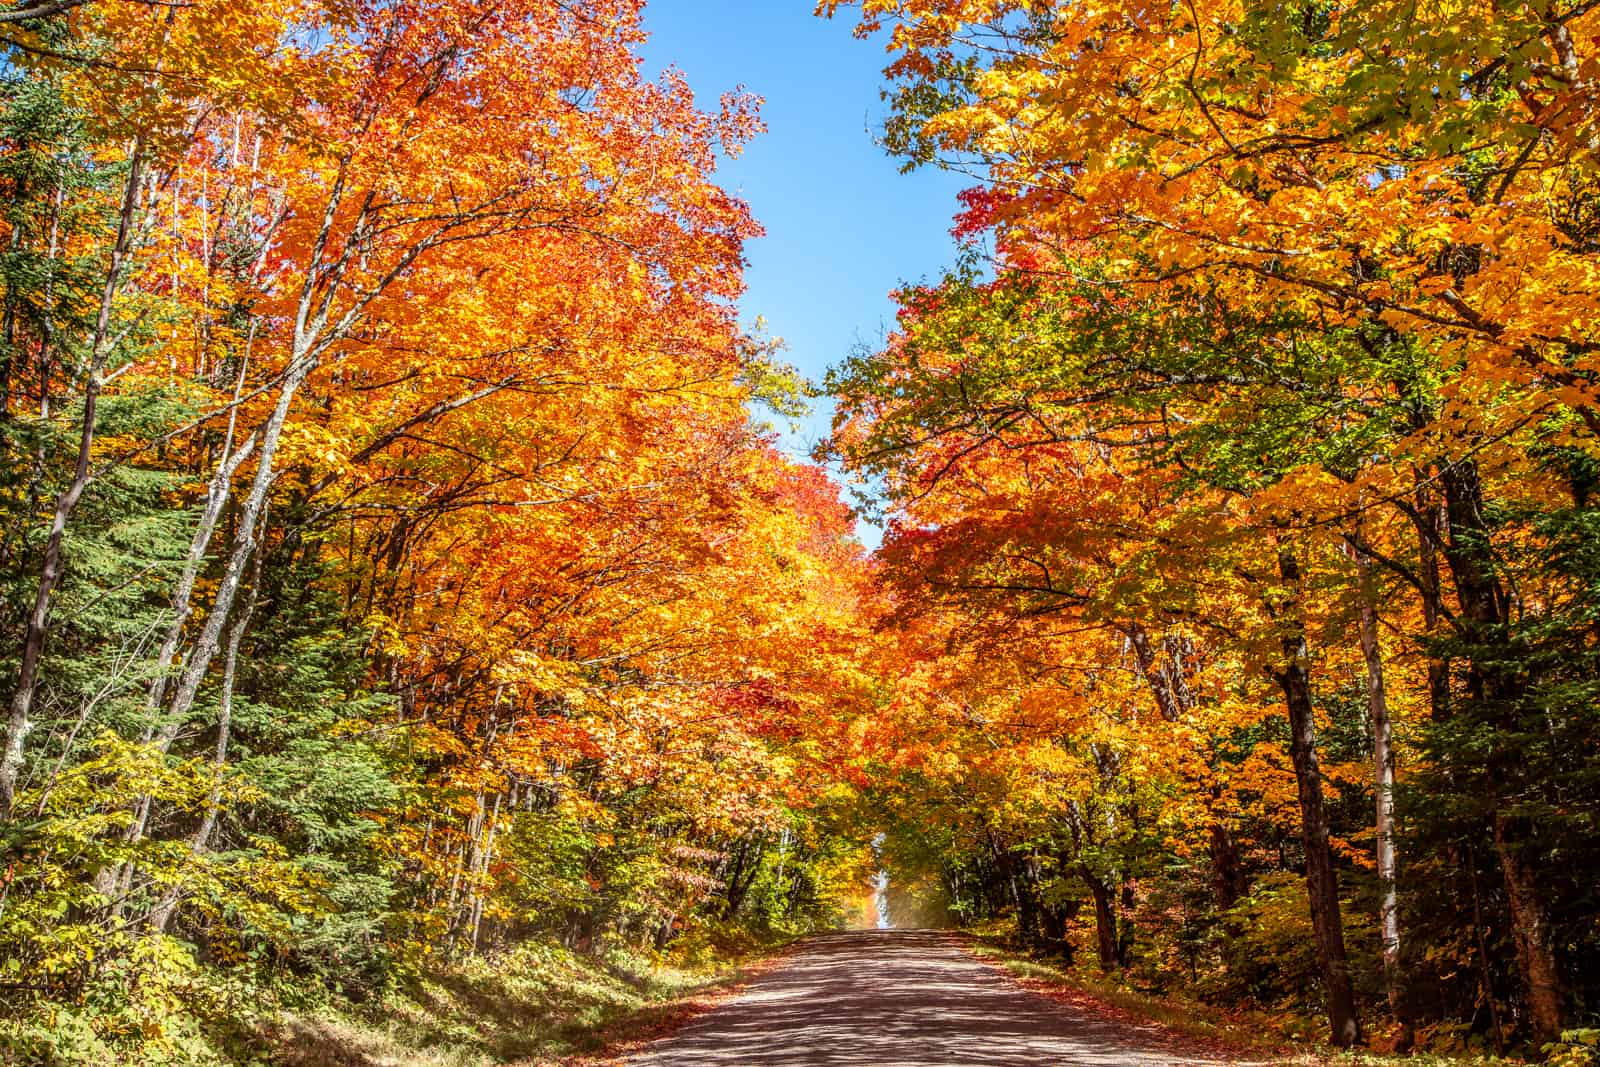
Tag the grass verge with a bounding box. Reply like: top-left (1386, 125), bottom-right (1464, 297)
top-left (261, 940), bottom-right (787, 1067)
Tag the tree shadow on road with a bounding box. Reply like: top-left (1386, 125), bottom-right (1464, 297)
top-left (628, 929), bottom-right (1267, 1067)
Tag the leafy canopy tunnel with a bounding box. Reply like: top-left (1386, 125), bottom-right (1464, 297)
top-left (1, 0), bottom-right (1599, 1063)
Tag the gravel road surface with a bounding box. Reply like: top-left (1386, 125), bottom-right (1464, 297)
top-left (625, 929), bottom-right (1265, 1066)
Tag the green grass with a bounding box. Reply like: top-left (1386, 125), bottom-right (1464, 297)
top-left (0, 927), bottom-right (794, 1066)
top-left (262, 942), bottom-right (770, 1067)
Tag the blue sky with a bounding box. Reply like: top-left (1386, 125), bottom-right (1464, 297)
top-left (637, 2), bottom-right (973, 544)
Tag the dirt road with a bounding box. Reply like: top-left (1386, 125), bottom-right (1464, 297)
top-left (625, 930), bottom-right (1264, 1066)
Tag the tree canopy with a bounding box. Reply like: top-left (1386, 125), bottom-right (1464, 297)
top-left (2, 0), bottom-right (1598, 1062)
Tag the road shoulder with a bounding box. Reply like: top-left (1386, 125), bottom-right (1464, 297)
top-left (958, 935), bottom-right (1397, 1066)
top-left (544, 944), bottom-right (800, 1067)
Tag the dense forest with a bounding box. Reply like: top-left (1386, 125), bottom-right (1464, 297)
top-left (1, 0), bottom-right (1598, 1064)
top-left (823, 0), bottom-right (1600, 1058)
top-left (0, 2), bottom-right (881, 1061)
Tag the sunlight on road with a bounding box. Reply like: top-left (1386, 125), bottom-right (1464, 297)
top-left (627, 931), bottom-right (1253, 1066)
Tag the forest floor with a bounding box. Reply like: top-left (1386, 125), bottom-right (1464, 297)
top-left (964, 934), bottom-right (1527, 1067)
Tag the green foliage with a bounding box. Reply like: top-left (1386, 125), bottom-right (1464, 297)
top-left (1211, 873), bottom-right (1334, 1012)
top-left (0, 934), bottom-right (245, 1067)
top-left (1545, 1029), bottom-right (1600, 1067)
top-left (740, 324), bottom-right (811, 430)
top-left (0, 8), bottom-right (859, 1067)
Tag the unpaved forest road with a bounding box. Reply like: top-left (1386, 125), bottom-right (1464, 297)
top-left (625, 930), bottom-right (1264, 1066)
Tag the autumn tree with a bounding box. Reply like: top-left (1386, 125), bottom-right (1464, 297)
top-left (0, 2), bottom-right (881, 1060)
top-left (825, 0), bottom-right (1600, 1048)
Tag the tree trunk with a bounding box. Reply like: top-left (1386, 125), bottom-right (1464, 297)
top-left (1127, 623), bottom-right (1245, 910)
top-left (1438, 459), bottom-right (1565, 1043)
top-left (1408, 473), bottom-right (1451, 721)
top-left (145, 365), bottom-right (259, 720)
top-left (721, 835), bottom-right (765, 921)
top-left (989, 837), bottom-right (1039, 946)
top-left (1117, 878), bottom-right (1135, 967)
top-left (147, 561), bottom-right (259, 934)
top-left (1081, 866), bottom-right (1119, 972)
top-left (1494, 814), bottom-right (1565, 1045)
top-left (98, 493), bottom-right (274, 904)
top-left (1207, 806), bottom-right (1247, 910)
top-left (1466, 843), bottom-right (1507, 1054)
top-left (1126, 624), bottom-right (1192, 724)
top-left (654, 911), bottom-right (677, 950)
top-left (2, 143), bottom-right (146, 821)
top-left (1039, 899), bottom-right (1068, 947)
top-left (1273, 544), bottom-right (1362, 1048)
top-left (1350, 543), bottom-right (1412, 1049)
top-left (155, 357), bottom-right (311, 747)
top-left (468, 791), bottom-right (502, 953)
